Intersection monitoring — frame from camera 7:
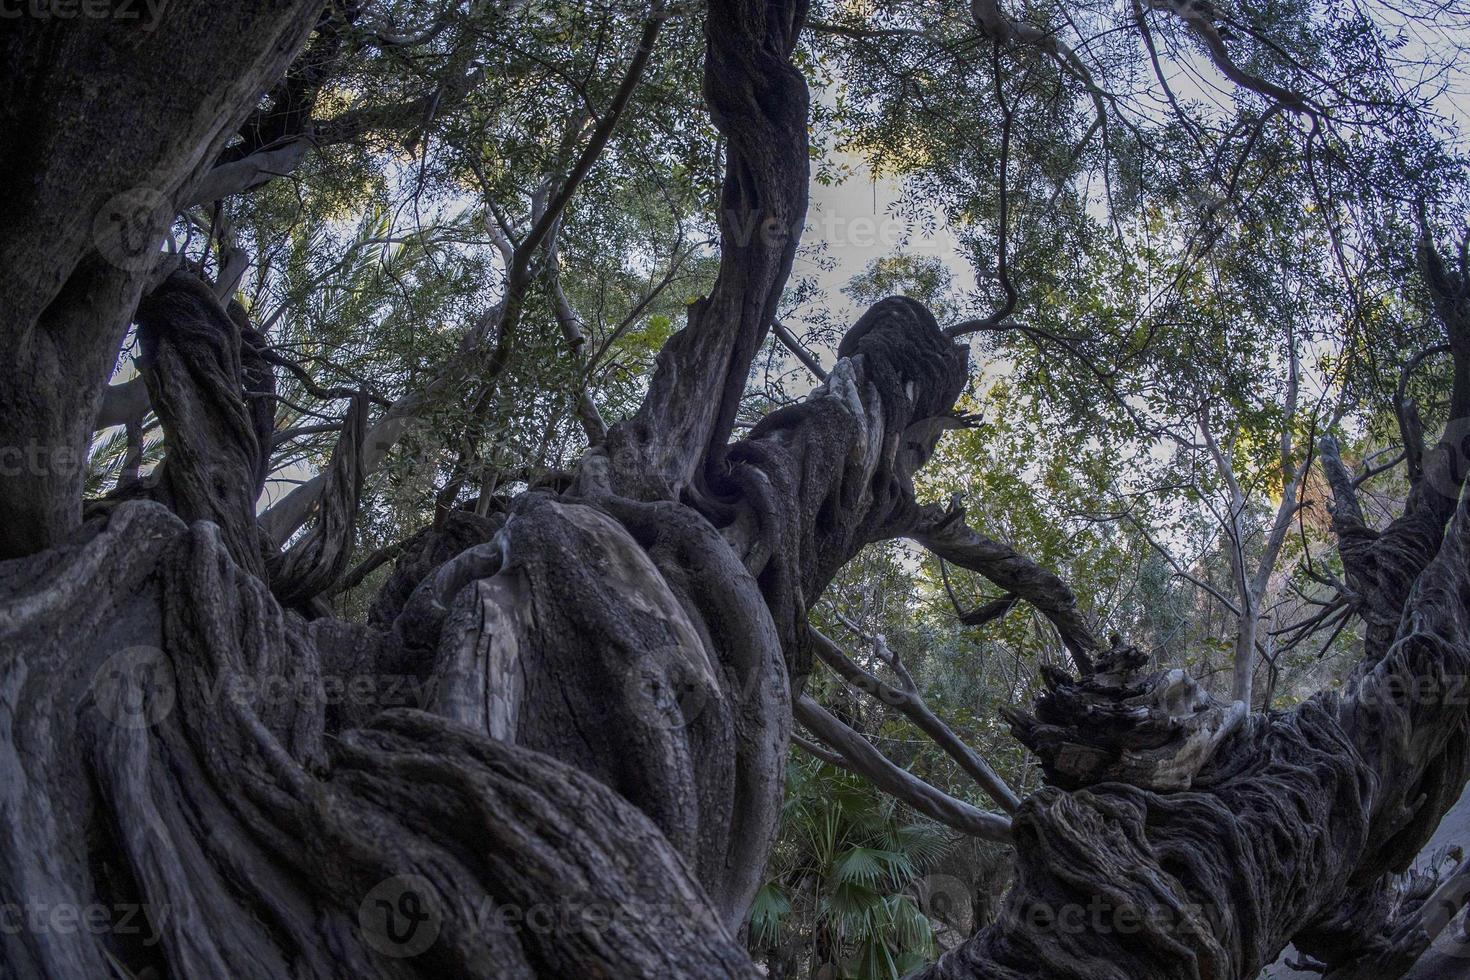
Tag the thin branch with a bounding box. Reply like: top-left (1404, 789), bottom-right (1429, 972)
top-left (913, 503), bottom-right (1100, 668)
top-left (809, 626), bottom-right (1020, 812)
top-left (261, 10), bottom-right (664, 544)
top-left (329, 537), bottom-right (412, 595)
top-left (1142, 0), bottom-right (1313, 114)
top-left (508, 7), bottom-right (666, 290)
top-left (771, 321), bottom-right (827, 380)
top-left (947, 39), bottom-right (1016, 338)
top-left (794, 696), bottom-right (1013, 843)
top-left (791, 732), bottom-right (854, 770)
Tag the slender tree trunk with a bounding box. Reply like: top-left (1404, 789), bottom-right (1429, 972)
top-left (1232, 596), bottom-right (1259, 706)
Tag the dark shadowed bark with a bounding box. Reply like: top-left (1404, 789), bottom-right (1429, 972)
top-left (5, 2), bottom-right (1470, 980)
top-left (908, 232), bottom-right (1470, 980)
top-left (132, 270), bottom-right (274, 577)
top-left (911, 480), bottom-right (1470, 978)
top-left (1319, 237), bottom-right (1470, 660)
top-left (596, 0), bottom-right (811, 499)
top-left (0, 0), bottom-right (324, 558)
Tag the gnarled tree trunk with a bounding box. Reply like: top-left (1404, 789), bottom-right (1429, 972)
top-left (4, 2), bottom-right (1470, 979)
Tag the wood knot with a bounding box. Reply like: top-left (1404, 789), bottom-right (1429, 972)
top-left (1006, 639), bottom-right (1246, 792)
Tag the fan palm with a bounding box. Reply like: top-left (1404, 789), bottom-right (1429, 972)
top-left (750, 757), bottom-right (953, 979)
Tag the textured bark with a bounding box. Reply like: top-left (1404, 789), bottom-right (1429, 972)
top-left (267, 392), bottom-right (368, 607)
top-left (916, 560), bottom-right (1470, 980)
top-left (913, 511), bottom-right (1101, 669)
top-left (1319, 236), bottom-right (1470, 659)
top-left (1004, 641), bottom-right (1248, 793)
top-left (907, 254), bottom-right (1470, 978)
top-left (417, 490), bottom-right (792, 926)
top-left (677, 297), bottom-right (969, 681)
top-left (134, 270), bottom-right (272, 577)
top-left (117, 268), bottom-right (374, 610)
top-left (1, 5), bottom-right (979, 976)
top-left (0, 289), bottom-right (973, 978)
top-left (369, 511), bottom-right (508, 632)
top-left (0, 504), bottom-right (754, 979)
top-left (8, 3), bottom-right (1470, 980)
top-left (19, 237), bottom-right (1470, 980)
top-left (1321, 426), bottom-right (1470, 658)
top-left (597, 0), bottom-right (811, 499)
top-left (0, 0), bottom-right (323, 558)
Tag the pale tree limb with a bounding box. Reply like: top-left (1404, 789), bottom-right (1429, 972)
top-left (1141, 0), bottom-right (1313, 114)
top-left (93, 377), bottom-right (151, 431)
top-left (968, 0), bottom-right (1109, 133)
top-left (810, 625), bottom-right (1020, 812)
top-left (794, 696), bottom-right (1013, 843)
top-left (790, 731), bottom-right (856, 771)
top-left (1195, 323), bottom-right (1304, 706)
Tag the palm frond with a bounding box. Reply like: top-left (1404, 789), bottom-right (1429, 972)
top-left (747, 883), bottom-right (791, 947)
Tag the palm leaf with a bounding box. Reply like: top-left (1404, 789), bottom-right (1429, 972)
top-left (748, 882), bottom-right (791, 946)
